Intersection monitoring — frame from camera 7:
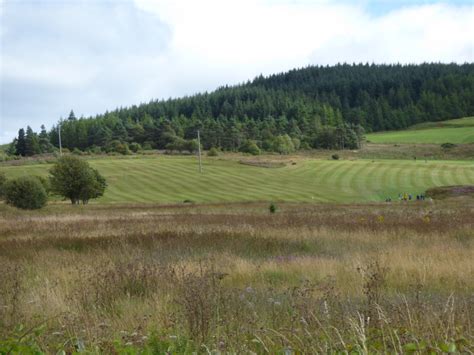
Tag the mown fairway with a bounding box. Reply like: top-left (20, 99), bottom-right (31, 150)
top-left (2, 155), bottom-right (473, 203)
top-left (366, 116), bottom-right (474, 144)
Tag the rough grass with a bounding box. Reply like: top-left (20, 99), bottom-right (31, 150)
top-left (357, 142), bottom-right (474, 160)
top-left (0, 201), bottom-right (473, 352)
top-left (1, 155), bottom-right (473, 204)
top-left (426, 185), bottom-right (474, 199)
top-left (366, 117), bottom-right (474, 144)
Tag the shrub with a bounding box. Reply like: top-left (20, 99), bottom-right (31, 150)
top-left (239, 140), bottom-right (261, 155)
top-left (87, 145), bottom-right (103, 155)
top-left (35, 175), bottom-right (51, 194)
top-left (106, 140), bottom-right (130, 155)
top-left (269, 202), bottom-right (276, 213)
top-left (72, 148), bottom-right (83, 155)
top-left (272, 135), bottom-right (295, 155)
top-left (207, 147), bottom-right (219, 157)
top-left (0, 172), bottom-right (6, 199)
top-left (291, 137), bottom-right (301, 150)
top-left (4, 176), bottom-right (48, 209)
top-left (129, 142), bottom-right (142, 153)
top-left (142, 142), bottom-right (154, 150)
top-left (332, 154), bottom-right (340, 160)
top-left (441, 142), bottom-right (457, 149)
top-left (185, 139), bottom-right (199, 153)
top-left (300, 141), bottom-right (311, 150)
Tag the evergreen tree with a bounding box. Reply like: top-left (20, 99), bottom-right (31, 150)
top-left (15, 128), bottom-right (26, 156)
top-left (25, 126), bottom-right (40, 156)
top-left (38, 124), bottom-right (53, 153)
top-left (68, 110), bottom-right (77, 121)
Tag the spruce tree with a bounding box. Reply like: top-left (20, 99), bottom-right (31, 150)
top-left (68, 110), bottom-right (77, 121)
top-left (25, 126), bottom-right (40, 156)
top-left (39, 124), bottom-right (52, 153)
top-left (15, 128), bottom-right (26, 156)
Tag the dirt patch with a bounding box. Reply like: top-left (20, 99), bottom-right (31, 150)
top-left (426, 185), bottom-right (474, 199)
top-left (238, 160), bottom-right (287, 168)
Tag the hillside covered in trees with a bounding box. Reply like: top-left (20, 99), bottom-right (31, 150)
top-left (7, 63), bottom-right (474, 156)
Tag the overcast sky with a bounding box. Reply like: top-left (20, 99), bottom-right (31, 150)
top-left (0, 0), bottom-right (473, 144)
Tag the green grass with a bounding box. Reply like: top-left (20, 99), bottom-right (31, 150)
top-left (366, 117), bottom-right (474, 144)
top-left (2, 155), bottom-right (473, 203)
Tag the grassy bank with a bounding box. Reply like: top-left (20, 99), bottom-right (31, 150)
top-left (366, 117), bottom-right (474, 144)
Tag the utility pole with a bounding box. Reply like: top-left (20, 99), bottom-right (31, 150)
top-left (197, 130), bottom-right (202, 173)
top-left (58, 120), bottom-right (63, 156)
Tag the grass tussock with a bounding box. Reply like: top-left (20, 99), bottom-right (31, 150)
top-left (0, 201), bottom-right (473, 352)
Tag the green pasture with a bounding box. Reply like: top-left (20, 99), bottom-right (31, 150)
top-left (366, 117), bottom-right (474, 144)
top-left (1, 155), bottom-right (473, 203)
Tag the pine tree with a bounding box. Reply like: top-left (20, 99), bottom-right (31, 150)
top-left (15, 128), bottom-right (26, 156)
top-left (68, 110), bottom-right (77, 121)
top-left (25, 126), bottom-right (40, 156)
top-left (39, 124), bottom-right (52, 153)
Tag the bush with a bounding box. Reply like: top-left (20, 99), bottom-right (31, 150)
top-left (142, 142), bottom-right (154, 150)
top-left (300, 141), bottom-right (311, 150)
top-left (239, 140), bottom-right (261, 155)
top-left (332, 154), bottom-right (340, 160)
top-left (207, 147), bottom-right (219, 157)
top-left (0, 172), bottom-right (6, 199)
top-left (185, 139), bottom-right (199, 153)
top-left (441, 143), bottom-right (457, 149)
top-left (129, 142), bottom-right (142, 153)
top-left (269, 202), bottom-right (277, 214)
top-left (4, 176), bottom-right (48, 210)
top-left (35, 175), bottom-right (51, 194)
top-left (272, 135), bottom-right (295, 155)
top-left (291, 137), bottom-right (301, 150)
top-left (87, 145), bottom-right (103, 155)
top-left (106, 140), bottom-right (130, 155)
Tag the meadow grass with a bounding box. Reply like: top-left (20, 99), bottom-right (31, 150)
top-left (366, 117), bottom-right (474, 144)
top-left (0, 201), bottom-right (473, 353)
top-left (1, 155), bottom-right (473, 204)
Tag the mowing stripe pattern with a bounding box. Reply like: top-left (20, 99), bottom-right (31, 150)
top-left (2, 156), bottom-right (473, 203)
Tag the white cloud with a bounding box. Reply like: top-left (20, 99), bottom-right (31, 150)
top-left (0, 0), bottom-right (473, 144)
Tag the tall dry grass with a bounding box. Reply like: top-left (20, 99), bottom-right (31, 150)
top-left (0, 201), bottom-right (473, 352)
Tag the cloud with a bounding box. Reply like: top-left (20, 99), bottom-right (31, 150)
top-left (0, 0), bottom-right (473, 143)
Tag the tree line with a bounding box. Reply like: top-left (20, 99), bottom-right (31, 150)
top-left (7, 63), bottom-right (474, 156)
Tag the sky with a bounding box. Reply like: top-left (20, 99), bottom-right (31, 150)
top-left (0, 0), bottom-right (473, 144)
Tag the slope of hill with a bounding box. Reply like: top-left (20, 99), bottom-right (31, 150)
top-left (366, 117), bottom-right (474, 144)
top-left (8, 63), bottom-right (473, 157)
top-left (2, 156), bottom-right (473, 204)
